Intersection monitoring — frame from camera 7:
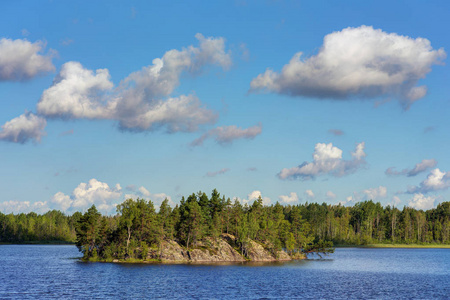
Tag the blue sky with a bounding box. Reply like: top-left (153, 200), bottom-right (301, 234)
top-left (1, 0), bottom-right (450, 214)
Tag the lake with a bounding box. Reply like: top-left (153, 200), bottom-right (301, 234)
top-left (1, 245), bottom-right (449, 299)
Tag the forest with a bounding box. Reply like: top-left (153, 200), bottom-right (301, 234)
top-left (1, 189), bottom-right (450, 260)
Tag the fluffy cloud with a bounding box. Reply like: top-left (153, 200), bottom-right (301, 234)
top-left (278, 142), bottom-right (366, 180)
top-left (206, 168), bottom-right (230, 177)
top-left (1, 182), bottom-right (172, 214)
top-left (51, 192), bottom-right (72, 211)
top-left (238, 190), bottom-right (271, 206)
top-left (250, 25), bottom-right (445, 109)
top-left (305, 189), bottom-right (315, 199)
top-left (37, 61), bottom-right (114, 119)
top-left (151, 193), bottom-right (172, 204)
top-left (339, 196), bottom-right (356, 206)
top-left (362, 186), bottom-right (387, 200)
top-left (0, 200), bottom-right (48, 214)
top-left (408, 168), bottom-right (450, 194)
top-left (386, 159), bottom-right (437, 177)
top-left (341, 186), bottom-right (388, 205)
top-left (191, 124), bottom-right (262, 146)
top-left (124, 185), bottom-right (173, 208)
top-left (0, 112), bottom-right (47, 143)
top-left (50, 178), bottom-right (122, 213)
top-left (0, 38), bottom-right (55, 81)
top-left (247, 190), bottom-right (271, 206)
top-left (37, 34), bottom-right (231, 133)
top-left (116, 94), bottom-right (217, 133)
top-left (408, 193), bottom-right (436, 210)
top-left (138, 186), bottom-right (151, 197)
top-left (279, 192), bottom-right (299, 203)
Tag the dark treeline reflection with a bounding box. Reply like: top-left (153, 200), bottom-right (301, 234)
top-left (1, 190), bottom-right (450, 254)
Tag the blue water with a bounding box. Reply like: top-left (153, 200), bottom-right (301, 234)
top-left (0, 245), bottom-right (449, 299)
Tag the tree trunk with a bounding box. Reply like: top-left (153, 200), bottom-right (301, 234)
top-left (127, 226), bottom-right (131, 253)
top-left (186, 231), bottom-right (191, 250)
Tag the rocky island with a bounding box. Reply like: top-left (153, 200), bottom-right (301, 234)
top-left (75, 190), bottom-right (334, 263)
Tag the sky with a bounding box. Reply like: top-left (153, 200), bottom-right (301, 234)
top-left (1, 0), bottom-right (450, 215)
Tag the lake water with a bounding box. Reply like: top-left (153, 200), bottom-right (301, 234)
top-left (1, 245), bottom-right (449, 299)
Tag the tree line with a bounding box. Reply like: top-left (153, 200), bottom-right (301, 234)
top-left (1, 190), bottom-right (450, 259)
top-left (0, 210), bottom-right (79, 243)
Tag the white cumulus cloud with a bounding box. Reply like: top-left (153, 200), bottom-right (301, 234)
top-left (0, 112), bottom-right (47, 144)
top-left (240, 190), bottom-right (271, 206)
top-left (37, 61), bottom-right (114, 119)
top-left (305, 189), bottom-right (315, 199)
top-left (278, 142), bottom-right (366, 180)
top-left (50, 178), bottom-right (122, 213)
top-left (362, 186), bottom-right (387, 200)
top-left (37, 34), bottom-right (230, 133)
top-left (138, 186), bottom-right (151, 197)
top-left (0, 38), bottom-right (55, 81)
top-left (250, 25), bottom-right (445, 109)
top-left (124, 185), bottom-right (173, 207)
top-left (342, 186), bottom-right (388, 205)
top-left (0, 200), bottom-right (48, 214)
top-left (408, 193), bottom-right (436, 210)
top-left (408, 168), bottom-right (450, 194)
top-left (279, 192), bottom-right (299, 203)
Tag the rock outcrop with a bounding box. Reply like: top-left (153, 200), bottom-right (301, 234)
top-left (156, 240), bottom-right (189, 262)
top-left (276, 250), bottom-right (292, 261)
top-left (245, 239), bottom-right (277, 261)
top-left (187, 238), bottom-right (245, 262)
top-left (148, 234), bottom-right (296, 263)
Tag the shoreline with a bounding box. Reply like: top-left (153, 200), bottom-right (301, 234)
top-left (0, 241), bottom-right (75, 245)
top-left (335, 244), bottom-right (450, 249)
top-left (4, 243), bottom-right (450, 249)
top-left (81, 257), bottom-right (300, 265)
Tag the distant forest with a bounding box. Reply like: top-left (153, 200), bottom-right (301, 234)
top-left (1, 189), bottom-right (450, 257)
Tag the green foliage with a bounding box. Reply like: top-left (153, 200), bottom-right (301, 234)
top-left (3, 190), bottom-right (450, 262)
top-left (140, 241), bottom-right (149, 260)
top-left (0, 210), bottom-right (77, 243)
top-left (178, 194), bottom-right (205, 248)
top-left (303, 240), bottom-right (335, 258)
top-left (75, 205), bottom-right (102, 258)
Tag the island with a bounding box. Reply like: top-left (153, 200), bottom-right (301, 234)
top-left (3, 188), bottom-right (450, 261)
top-left (75, 189), bottom-right (334, 263)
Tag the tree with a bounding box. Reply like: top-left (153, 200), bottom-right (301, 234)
top-left (116, 199), bottom-right (139, 254)
top-left (178, 194), bottom-right (205, 248)
top-left (290, 206), bottom-right (313, 250)
top-left (75, 205), bottom-right (101, 258)
top-left (303, 240), bottom-right (335, 258)
top-left (158, 198), bottom-right (174, 257)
